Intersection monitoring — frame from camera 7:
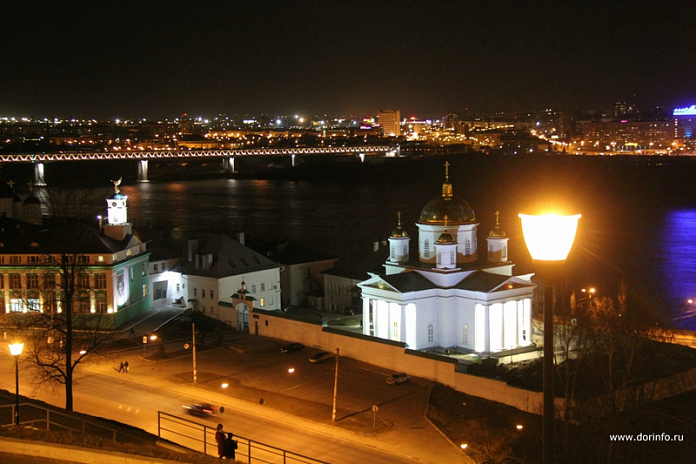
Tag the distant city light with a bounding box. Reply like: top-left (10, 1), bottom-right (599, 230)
top-left (673, 105), bottom-right (696, 116)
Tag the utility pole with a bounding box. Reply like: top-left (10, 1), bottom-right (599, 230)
top-left (332, 348), bottom-right (339, 421)
top-left (192, 323), bottom-right (197, 384)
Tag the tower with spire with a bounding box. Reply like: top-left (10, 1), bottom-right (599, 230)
top-left (104, 177), bottom-right (132, 241)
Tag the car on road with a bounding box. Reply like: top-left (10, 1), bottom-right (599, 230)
top-left (386, 373), bottom-right (411, 385)
top-left (280, 342), bottom-right (304, 353)
top-left (182, 403), bottom-right (225, 417)
top-left (308, 351), bottom-right (334, 363)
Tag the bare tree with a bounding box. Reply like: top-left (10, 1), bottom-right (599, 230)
top-left (14, 187), bottom-right (115, 411)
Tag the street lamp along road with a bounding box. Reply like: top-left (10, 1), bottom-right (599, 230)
top-left (519, 212), bottom-right (580, 464)
top-left (9, 342), bottom-right (24, 426)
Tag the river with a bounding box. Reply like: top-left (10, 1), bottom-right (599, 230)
top-left (24, 154), bottom-right (696, 330)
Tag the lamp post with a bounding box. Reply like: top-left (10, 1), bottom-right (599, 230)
top-left (8, 342), bottom-right (24, 426)
top-left (519, 213), bottom-right (580, 464)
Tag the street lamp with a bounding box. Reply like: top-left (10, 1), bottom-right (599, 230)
top-left (519, 212), bottom-right (580, 464)
top-left (8, 342), bottom-right (24, 426)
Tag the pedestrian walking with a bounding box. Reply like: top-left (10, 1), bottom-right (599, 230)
top-left (215, 423), bottom-right (225, 458)
top-left (118, 361), bottom-right (124, 373)
top-left (124, 360), bottom-right (129, 373)
top-left (224, 432), bottom-right (238, 460)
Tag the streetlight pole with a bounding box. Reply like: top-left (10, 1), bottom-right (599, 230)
top-left (9, 342), bottom-right (24, 426)
top-left (331, 348), bottom-right (339, 422)
top-left (192, 322), bottom-right (197, 384)
top-left (519, 213), bottom-right (580, 464)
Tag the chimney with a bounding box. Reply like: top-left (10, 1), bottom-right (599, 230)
top-left (187, 239), bottom-right (199, 262)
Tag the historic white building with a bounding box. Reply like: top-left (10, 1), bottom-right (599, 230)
top-left (358, 164), bottom-right (535, 353)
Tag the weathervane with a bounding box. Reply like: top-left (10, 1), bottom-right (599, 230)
top-left (111, 177), bottom-right (122, 194)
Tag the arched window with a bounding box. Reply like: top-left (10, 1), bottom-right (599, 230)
top-left (427, 324), bottom-right (434, 343)
top-left (424, 240), bottom-right (430, 258)
top-left (462, 324), bottom-right (469, 345)
top-left (464, 240), bottom-right (471, 255)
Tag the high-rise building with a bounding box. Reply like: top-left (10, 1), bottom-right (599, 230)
top-left (378, 109), bottom-right (401, 137)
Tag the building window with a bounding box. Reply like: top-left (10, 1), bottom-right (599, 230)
top-left (9, 256), bottom-right (21, 264)
top-left (153, 264), bottom-right (158, 273)
top-left (424, 240), bottom-right (430, 258)
top-left (77, 273), bottom-right (90, 289)
top-left (98, 255), bottom-right (104, 262)
top-left (193, 288), bottom-right (197, 297)
top-left (0, 273), bottom-right (4, 288)
top-left (162, 263), bottom-right (166, 272)
top-left (462, 324), bottom-right (469, 345)
top-left (78, 256), bottom-right (90, 263)
top-left (94, 274), bottom-right (106, 289)
top-left (95, 298), bottom-right (107, 313)
top-left (9, 299), bottom-right (23, 312)
top-left (129, 267), bottom-right (134, 281)
top-left (210, 290), bottom-right (214, 300)
top-left (260, 298), bottom-right (265, 307)
top-left (202, 289), bottom-right (206, 298)
top-left (427, 324), bottom-right (434, 343)
top-left (9, 274), bottom-right (21, 290)
top-left (143, 284), bottom-right (148, 297)
top-left (43, 273), bottom-right (56, 289)
top-left (141, 263), bottom-right (146, 276)
top-left (251, 285), bottom-right (256, 293)
top-left (26, 274), bottom-right (39, 289)
top-left (176, 283), bottom-right (180, 293)
top-left (261, 283), bottom-right (265, 292)
top-left (28, 255), bottom-right (40, 264)
top-left (464, 240), bottom-right (471, 255)
top-left (269, 296), bottom-right (273, 305)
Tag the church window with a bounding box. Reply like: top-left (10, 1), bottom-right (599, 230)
top-left (261, 283), bottom-right (265, 292)
top-left (427, 324), bottom-right (434, 343)
top-left (393, 321), bottom-right (399, 340)
top-left (424, 240), bottom-right (430, 258)
top-left (502, 245), bottom-right (508, 261)
top-left (176, 283), bottom-right (180, 293)
top-left (462, 324), bottom-right (469, 345)
top-left (251, 285), bottom-right (256, 293)
top-left (464, 240), bottom-right (471, 255)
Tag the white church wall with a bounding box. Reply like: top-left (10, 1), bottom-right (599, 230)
top-left (436, 295), bottom-right (457, 347)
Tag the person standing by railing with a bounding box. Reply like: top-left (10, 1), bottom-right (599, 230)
top-left (215, 423), bottom-right (225, 458)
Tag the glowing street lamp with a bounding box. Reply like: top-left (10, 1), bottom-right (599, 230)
top-left (519, 212), bottom-right (580, 464)
top-left (8, 342), bottom-right (24, 426)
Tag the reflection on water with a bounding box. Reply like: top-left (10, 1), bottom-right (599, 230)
top-left (661, 209), bottom-right (696, 330)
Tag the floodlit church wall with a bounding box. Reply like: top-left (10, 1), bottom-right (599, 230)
top-left (435, 295), bottom-right (457, 348)
top-left (417, 223), bottom-right (479, 263)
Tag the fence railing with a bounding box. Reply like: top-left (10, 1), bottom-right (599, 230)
top-left (158, 411), bottom-right (330, 464)
top-left (0, 402), bottom-right (147, 445)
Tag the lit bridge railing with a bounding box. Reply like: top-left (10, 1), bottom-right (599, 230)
top-left (0, 146), bottom-right (394, 162)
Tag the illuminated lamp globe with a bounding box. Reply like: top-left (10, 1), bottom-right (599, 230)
top-left (518, 214), bottom-right (581, 262)
top-left (9, 343), bottom-right (24, 356)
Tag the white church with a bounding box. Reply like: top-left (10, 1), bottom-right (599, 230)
top-left (358, 163), bottom-right (536, 354)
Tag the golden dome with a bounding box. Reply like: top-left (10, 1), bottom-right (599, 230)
top-left (419, 162), bottom-right (475, 224)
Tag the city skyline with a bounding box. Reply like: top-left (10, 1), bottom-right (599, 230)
top-left (2, 1), bottom-right (695, 120)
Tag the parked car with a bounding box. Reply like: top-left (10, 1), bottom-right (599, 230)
top-left (182, 403), bottom-right (225, 417)
top-left (386, 373), bottom-right (411, 385)
top-left (308, 351), bottom-right (334, 363)
top-left (280, 342), bottom-right (304, 353)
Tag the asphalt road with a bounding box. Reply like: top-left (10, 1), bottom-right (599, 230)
top-left (0, 308), bottom-right (470, 463)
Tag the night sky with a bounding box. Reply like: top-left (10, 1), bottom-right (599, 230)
top-left (2, 1), bottom-right (695, 120)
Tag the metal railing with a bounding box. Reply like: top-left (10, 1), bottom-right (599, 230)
top-left (0, 402), bottom-right (146, 444)
top-left (158, 411), bottom-right (329, 464)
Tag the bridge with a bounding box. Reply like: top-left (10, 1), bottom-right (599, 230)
top-left (0, 146), bottom-right (397, 183)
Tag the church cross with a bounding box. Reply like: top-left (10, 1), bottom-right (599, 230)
top-left (495, 210), bottom-right (500, 225)
top-left (7, 180), bottom-right (15, 190)
top-left (444, 161), bottom-right (450, 181)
